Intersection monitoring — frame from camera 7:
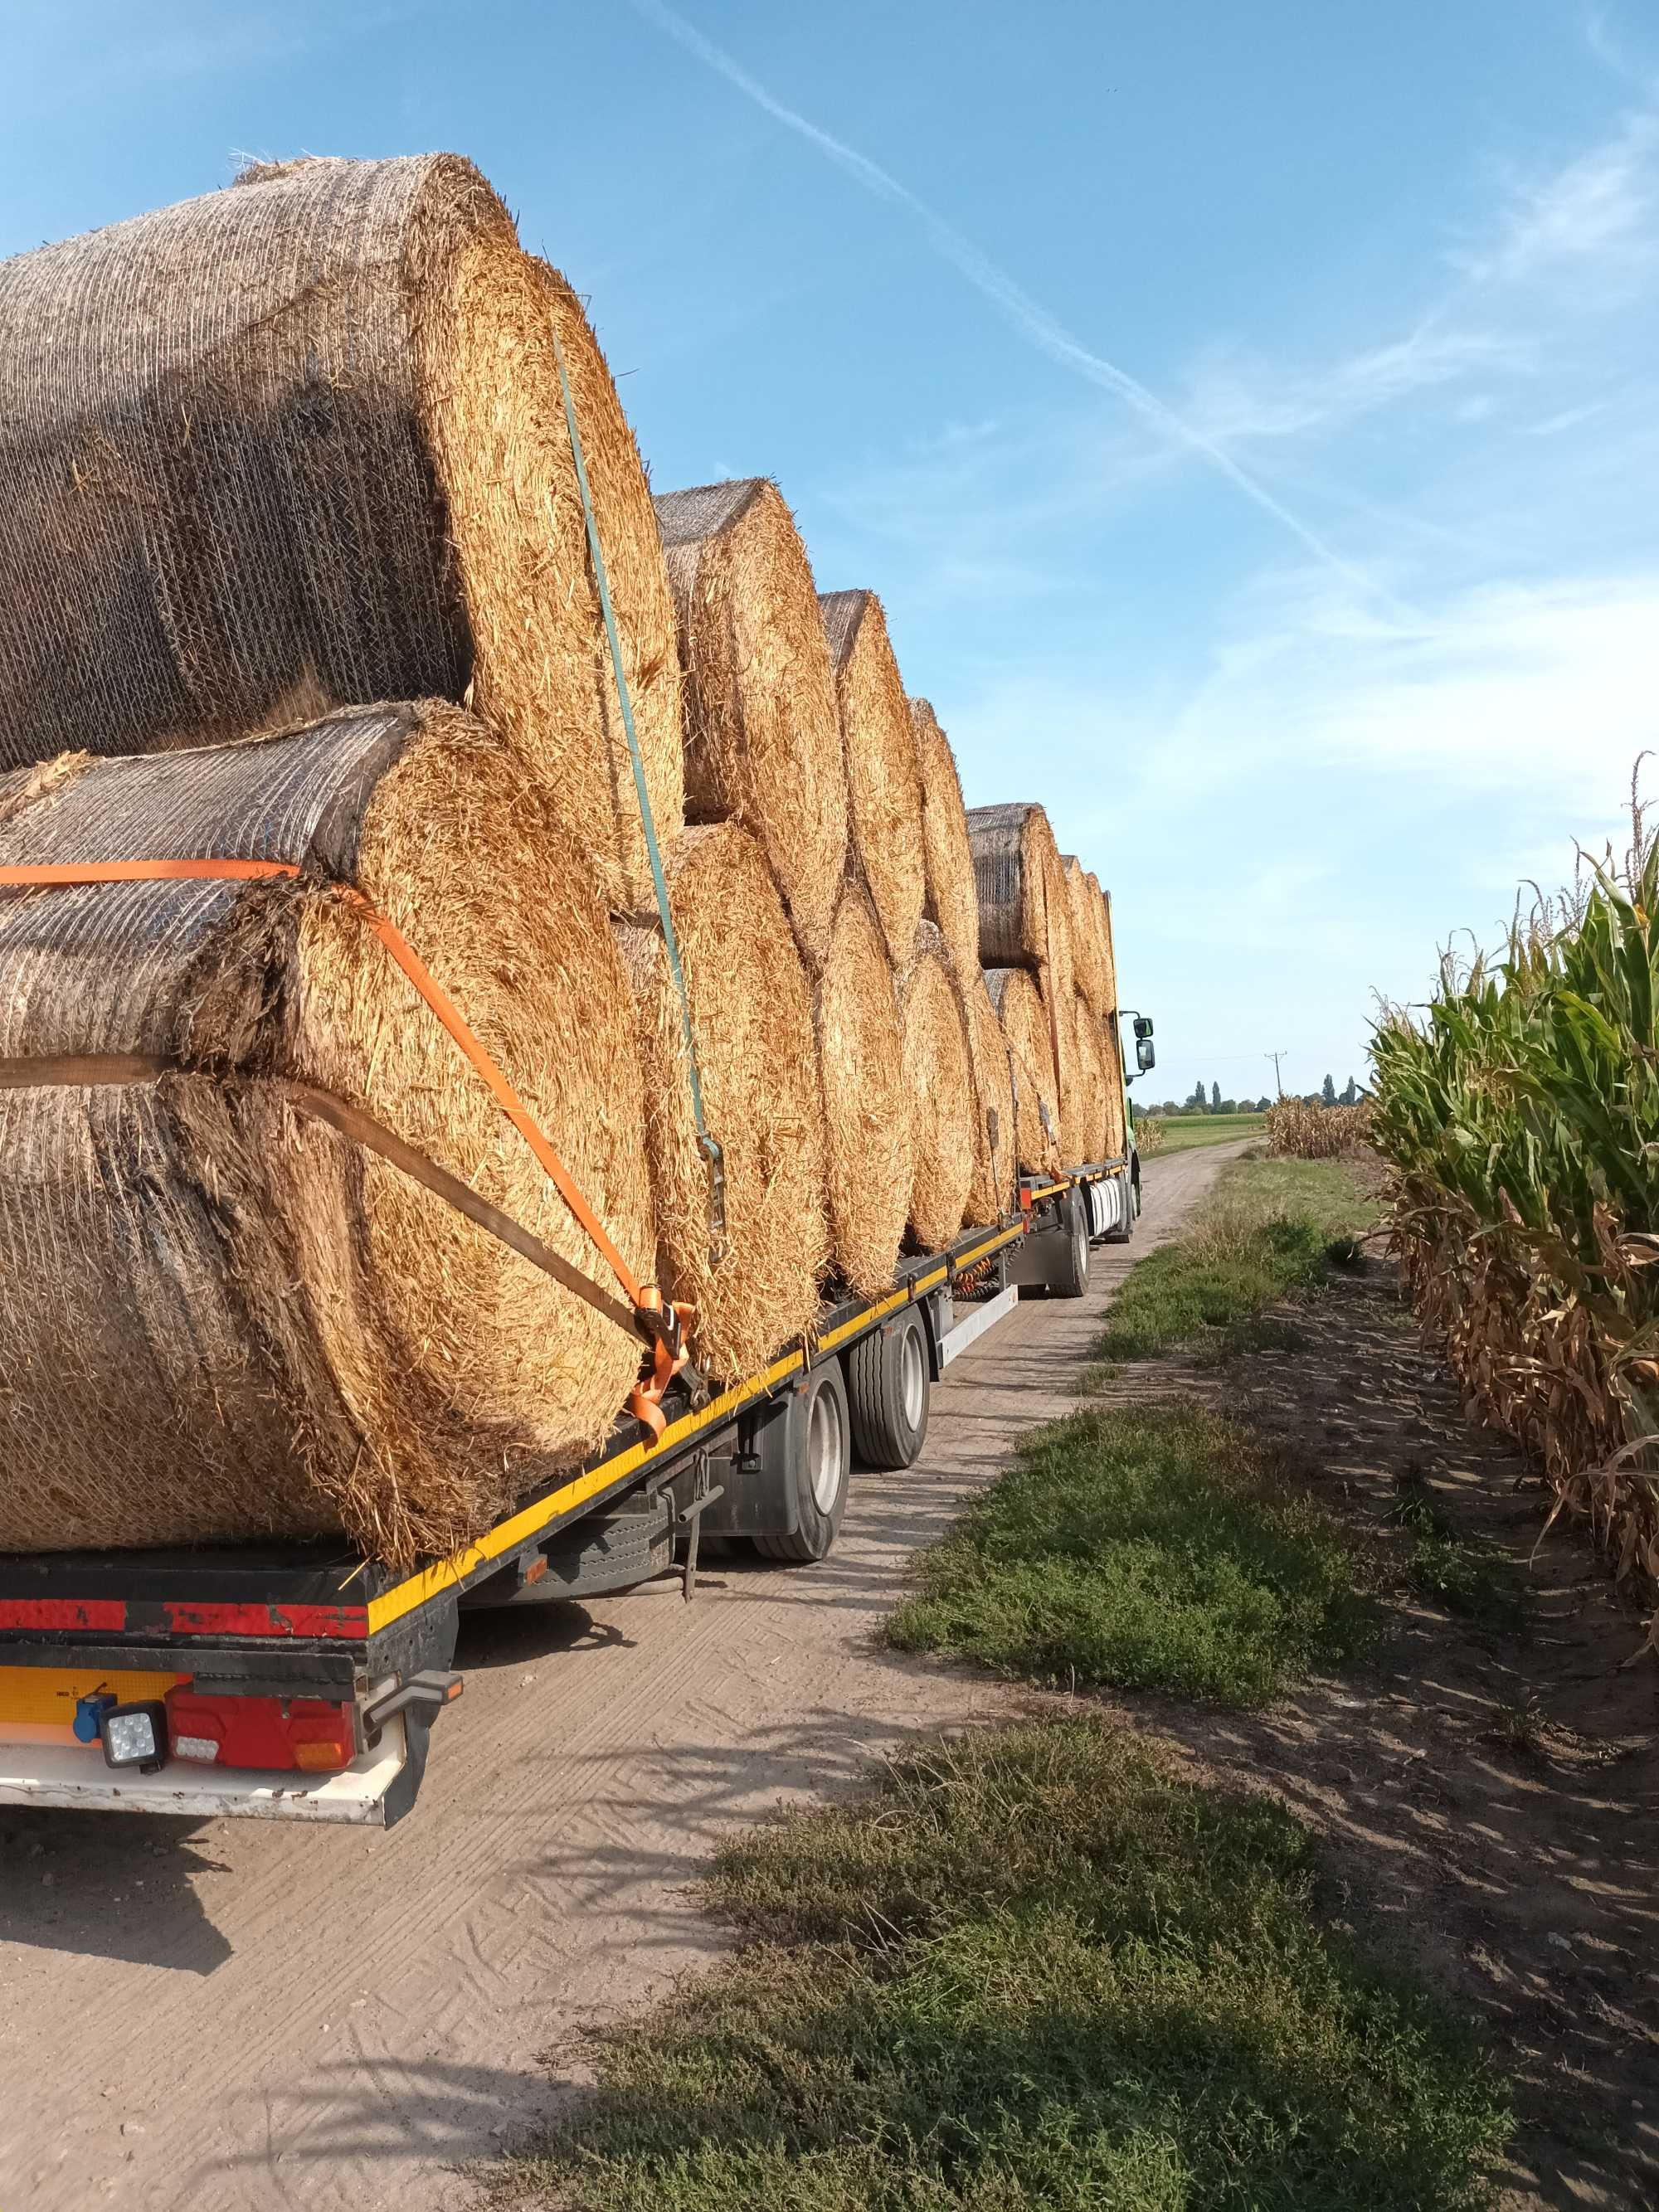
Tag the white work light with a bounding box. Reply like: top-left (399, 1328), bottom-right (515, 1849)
top-left (100, 1700), bottom-right (168, 1774)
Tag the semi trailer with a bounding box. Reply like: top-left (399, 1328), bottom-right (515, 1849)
top-left (0, 1087), bottom-right (1148, 1830)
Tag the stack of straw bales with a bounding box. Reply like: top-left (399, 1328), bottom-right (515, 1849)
top-left (0, 153), bottom-right (1134, 1567)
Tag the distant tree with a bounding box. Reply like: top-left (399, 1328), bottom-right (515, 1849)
top-left (1257, 1095), bottom-right (1272, 1111)
top-left (1321, 1072), bottom-right (1337, 1106)
top-left (1340, 1076), bottom-right (1359, 1106)
top-left (1210, 1081), bottom-right (1221, 1111)
top-left (1218, 1097), bottom-right (1237, 1116)
top-left (1187, 1080), bottom-right (1207, 1111)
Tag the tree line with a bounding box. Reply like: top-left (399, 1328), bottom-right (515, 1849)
top-left (1141, 1076), bottom-right (1365, 1117)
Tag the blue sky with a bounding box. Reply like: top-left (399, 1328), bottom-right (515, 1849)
top-left (7, 0), bottom-right (1657, 1100)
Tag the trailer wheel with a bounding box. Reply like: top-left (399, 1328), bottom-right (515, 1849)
top-left (1052, 1187), bottom-right (1091, 1296)
top-left (846, 1310), bottom-right (931, 1471)
top-left (753, 1362), bottom-right (852, 1563)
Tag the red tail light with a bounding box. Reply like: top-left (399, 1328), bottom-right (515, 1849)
top-left (165, 1687), bottom-right (357, 1773)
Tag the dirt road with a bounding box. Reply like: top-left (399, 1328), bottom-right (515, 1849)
top-left (0, 1141), bottom-right (1240, 2212)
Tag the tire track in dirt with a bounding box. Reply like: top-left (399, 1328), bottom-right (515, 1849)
top-left (0, 1141), bottom-right (1245, 2212)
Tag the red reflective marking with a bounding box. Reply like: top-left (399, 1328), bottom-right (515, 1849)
top-left (161, 1602), bottom-right (369, 1638)
top-left (0, 1598), bottom-right (126, 1631)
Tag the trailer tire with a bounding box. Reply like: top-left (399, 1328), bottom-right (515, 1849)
top-left (753, 1362), bottom-right (852, 1563)
top-left (846, 1310), bottom-right (931, 1471)
top-left (1052, 1187), bottom-right (1091, 1297)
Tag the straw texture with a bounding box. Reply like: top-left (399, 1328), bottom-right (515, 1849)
top-left (815, 882), bottom-right (911, 1296)
top-left (961, 963), bottom-right (1019, 1224)
top-left (1063, 855), bottom-right (1108, 1015)
top-left (656, 480), bottom-right (847, 967)
top-left (899, 923), bottom-right (975, 1251)
top-left (1092, 875), bottom-right (1120, 1012)
top-left (985, 966), bottom-right (1062, 1174)
top-left (1072, 991), bottom-right (1109, 1164)
top-left (0, 155), bottom-right (681, 914)
top-left (620, 824), bottom-right (828, 1384)
top-left (0, 702), bottom-right (656, 1567)
top-left (909, 698), bottom-right (980, 983)
top-left (966, 802), bottom-right (1058, 971)
top-left (820, 591), bottom-right (925, 967)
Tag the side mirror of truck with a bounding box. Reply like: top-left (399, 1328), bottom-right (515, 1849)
top-left (1136, 1037), bottom-right (1156, 1073)
top-left (1132, 1015), bottom-right (1155, 1042)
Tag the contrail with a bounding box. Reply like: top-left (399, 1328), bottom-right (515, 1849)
top-left (628, 0), bottom-right (1390, 606)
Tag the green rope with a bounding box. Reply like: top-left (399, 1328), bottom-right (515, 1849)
top-left (551, 325), bottom-right (725, 1257)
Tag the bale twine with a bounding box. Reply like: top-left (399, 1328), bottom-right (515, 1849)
top-left (819, 591), bottom-right (925, 967)
top-left (1063, 854), bottom-right (1108, 1015)
top-left (1072, 991), bottom-right (1110, 1164)
top-left (985, 967), bottom-right (1062, 1175)
top-left (0, 155), bottom-right (682, 916)
top-left (0, 702), bottom-right (656, 1568)
top-left (814, 882), bottom-right (911, 1296)
top-left (655, 480), bottom-right (847, 967)
top-left (909, 698), bottom-right (980, 982)
top-left (619, 824), bottom-right (827, 1384)
top-left (898, 923), bottom-right (976, 1251)
top-left (960, 964), bottom-right (1019, 1224)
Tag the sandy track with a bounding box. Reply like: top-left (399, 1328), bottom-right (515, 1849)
top-left (0, 1140), bottom-right (1242, 2212)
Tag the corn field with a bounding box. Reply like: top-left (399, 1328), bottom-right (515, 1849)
top-left (1264, 1100), bottom-right (1374, 1159)
top-left (1370, 804), bottom-right (1659, 1638)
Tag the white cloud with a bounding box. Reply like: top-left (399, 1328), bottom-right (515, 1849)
top-left (1456, 109), bottom-right (1659, 291)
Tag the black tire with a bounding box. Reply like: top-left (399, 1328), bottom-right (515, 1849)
top-left (1051, 1187), bottom-right (1091, 1296)
top-left (753, 1361), bottom-right (852, 1563)
top-left (846, 1310), bottom-right (931, 1471)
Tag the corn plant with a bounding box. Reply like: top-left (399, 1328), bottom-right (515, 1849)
top-left (1264, 1100), bottom-right (1374, 1159)
top-left (1370, 810), bottom-right (1659, 1630)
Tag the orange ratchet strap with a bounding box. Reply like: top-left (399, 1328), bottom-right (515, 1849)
top-left (0, 856), bottom-right (693, 1437)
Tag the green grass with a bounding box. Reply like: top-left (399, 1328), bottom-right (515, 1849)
top-left (1390, 1470), bottom-right (1527, 1635)
top-left (494, 1720), bottom-right (1511, 2212)
top-left (1093, 1155), bottom-right (1381, 1365)
top-left (886, 1403), bottom-right (1374, 1705)
top-left (1141, 1110), bottom-right (1267, 1153)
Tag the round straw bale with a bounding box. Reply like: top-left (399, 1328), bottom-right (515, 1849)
top-left (899, 923), bottom-right (975, 1251)
top-left (814, 882), bottom-right (911, 1296)
top-left (1072, 990), bottom-right (1110, 1164)
top-left (1100, 1012), bottom-right (1129, 1159)
top-left (985, 966), bottom-right (1063, 1175)
top-left (909, 698), bottom-right (980, 982)
top-left (655, 480), bottom-right (848, 968)
top-left (1063, 854), bottom-right (1108, 1015)
top-left (0, 702), bottom-right (656, 1568)
top-left (1090, 874), bottom-right (1120, 1010)
top-left (620, 824), bottom-right (828, 1384)
top-left (966, 801), bottom-right (1060, 970)
top-left (960, 964), bottom-right (1019, 1224)
top-left (819, 591), bottom-right (925, 966)
top-left (0, 156), bottom-right (682, 915)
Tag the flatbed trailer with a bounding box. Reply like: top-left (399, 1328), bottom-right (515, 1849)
top-left (0, 1155), bottom-right (1138, 1827)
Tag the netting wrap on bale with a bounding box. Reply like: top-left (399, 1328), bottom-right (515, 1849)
top-left (620, 824), bottom-right (828, 1384)
top-left (815, 882), bottom-right (911, 1296)
top-left (909, 698), bottom-right (980, 984)
top-left (0, 154), bottom-right (681, 914)
top-left (819, 591), bottom-right (925, 968)
top-left (656, 480), bottom-right (847, 967)
top-left (985, 966), bottom-right (1062, 1175)
top-left (899, 924), bottom-right (975, 1252)
top-left (0, 702), bottom-right (657, 1568)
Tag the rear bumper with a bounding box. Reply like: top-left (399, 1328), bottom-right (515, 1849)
top-left (0, 1716), bottom-right (410, 1826)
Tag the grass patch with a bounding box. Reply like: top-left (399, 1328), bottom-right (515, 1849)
top-left (1141, 1110), bottom-right (1267, 1153)
top-left (886, 1403), bottom-right (1374, 1705)
top-left (1391, 1469), bottom-right (1527, 1635)
top-left (1096, 1154), bottom-right (1381, 1365)
top-left (495, 1720), bottom-right (1511, 2211)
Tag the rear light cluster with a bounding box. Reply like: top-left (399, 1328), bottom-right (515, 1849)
top-left (163, 1688), bottom-right (357, 1773)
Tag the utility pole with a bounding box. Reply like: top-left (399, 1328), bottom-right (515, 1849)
top-left (1266, 1049), bottom-right (1287, 1099)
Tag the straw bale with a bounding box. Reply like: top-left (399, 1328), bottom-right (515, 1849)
top-left (1072, 991), bottom-right (1110, 1164)
top-left (909, 698), bottom-right (980, 982)
top-left (655, 480), bottom-right (847, 966)
top-left (0, 702), bottom-right (655, 1568)
top-left (1040, 842), bottom-right (1084, 1162)
top-left (1063, 854), bottom-right (1108, 1015)
top-left (819, 591), bottom-right (925, 966)
top-left (1100, 1012), bottom-right (1128, 1159)
top-left (898, 923), bottom-right (975, 1251)
top-left (815, 882), bottom-right (911, 1296)
top-left (985, 967), bottom-right (1062, 1175)
top-left (1091, 875), bottom-right (1120, 1010)
top-left (960, 963), bottom-right (1019, 1224)
top-left (620, 824), bottom-right (828, 1383)
top-left (0, 156), bottom-right (681, 915)
top-left (966, 801), bottom-right (1059, 970)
